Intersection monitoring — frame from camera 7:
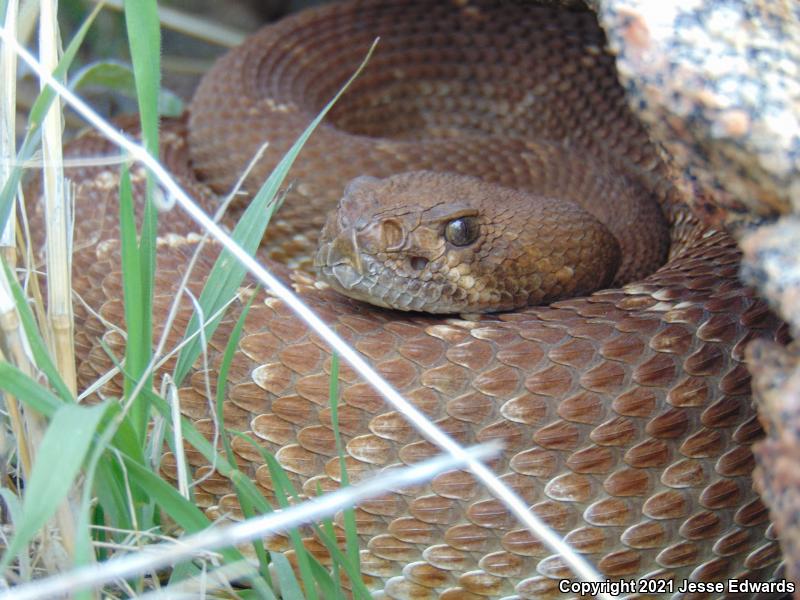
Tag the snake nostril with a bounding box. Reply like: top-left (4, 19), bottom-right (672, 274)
top-left (409, 256), bottom-right (429, 271)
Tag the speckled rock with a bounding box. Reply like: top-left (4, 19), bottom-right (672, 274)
top-left (599, 0), bottom-right (800, 228)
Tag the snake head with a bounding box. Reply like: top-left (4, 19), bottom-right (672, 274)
top-left (315, 171), bottom-right (622, 314)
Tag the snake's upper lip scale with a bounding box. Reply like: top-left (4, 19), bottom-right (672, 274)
top-left (330, 263), bottom-right (363, 291)
top-left (315, 225), bottom-right (367, 291)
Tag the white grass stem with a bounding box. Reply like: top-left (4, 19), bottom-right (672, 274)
top-left (0, 0), bottom-right (18, 260)
top-left (0, 443), bottom-right (500, 600)
top-left (90, 0), bottom-right (246, 48)
top-left (0, 27), bottom-right (610, 596)
top-left (165, 378), bottom-right (189, 500)
top-left (16, 0), bottom-right (37, 47)
top-left (10, 151), bottom-right (132, 170)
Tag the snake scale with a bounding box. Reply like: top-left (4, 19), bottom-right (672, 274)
top-left (42, 0), bottom-right (793, 597)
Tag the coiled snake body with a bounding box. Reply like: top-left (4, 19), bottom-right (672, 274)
top-left (56, 0), bottom-right (790, 597)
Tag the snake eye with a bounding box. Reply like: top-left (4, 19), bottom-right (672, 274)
top-left (444, 216), bottom-right (479, 247)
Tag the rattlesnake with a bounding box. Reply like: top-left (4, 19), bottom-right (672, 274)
top-left (43, 0), bottom-right (791, 597)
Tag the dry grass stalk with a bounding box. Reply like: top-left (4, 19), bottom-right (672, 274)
top-left (0, 0), bottom-right (18, 268)
top-left (0, 268), bottom-right (33, 479)
top-left (0, 0), bottom-right (42, 576)
top-left (15, 0), bottom-right (38, 47)
top-left (34, 0), bottom-right (78, 568)
top-left (39, 0), bottom-right (76, 396)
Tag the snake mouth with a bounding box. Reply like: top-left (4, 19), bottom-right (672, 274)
top-left (317, 261), bottom-right (433, 312)
top-left (315, 233), bottom-right (448, 312)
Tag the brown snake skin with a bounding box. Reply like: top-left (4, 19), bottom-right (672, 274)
top-left (45, 0), bottom-right (794, 597)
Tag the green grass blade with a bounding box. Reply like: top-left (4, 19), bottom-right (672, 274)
top-left (0, 401), bottom-right (110, 570)
top-left (208, 290), bottom-right (275, 583)
top-left (0, 2), bottom-right (103, 233)
top-left (94, 456), bottom-right (135, 537)
top-left (122, 457), bottom-right (211, 533)
top-left (92, 340), bottom-right (150, 471)
top-left (167, 563), bottom-right (201, 593)
top-left (123, 0), bottom-right (160, 324)
top-left (117, 166), bottom-right (151, 439)
top-left (230, 430), bottom-right (373, 598)
top-left (154, 403), bottom-right (372, 596)
top-left (271, 451), bottom-right (372, 598)
top-left (172, 40), bottom-right (379, 385)
top-left (70, 60), bottom-right (183, 117)
top-left (216, 290), bottom-right (257, 466)
top-left (145, 388), bottom-right (272, 513)
top-left (123, 0), bottom-right (160, 155)
top-left (1, 261), bottom-right (72, 403)
top-left (329, 353), bottom-right (360, 569)
top-left (91, 504), bottom-right (108, 562)
top-left (264, 454), bottom-right (322, 600)
top-left (119, 0), bottom-right (161, 447)
top-left (73, 410), bottom-right (126, 577)
top-left (318, 510), bottom-right (343, 597)
top-left (107, 401), bottom-right (148, 467)
top-left (0, 362), bottom-right (62, 417)
top-left (92, 342), bottom-right (168, 534)
top-left (89, 399), bottom-right (148, 536)
top-left (225, 436), bottom-right (325, 599)
top-left (154, 287), bottom-right (278, 585)
top-left (231, 483), bottom-right (274, 591)
top-left (121, 456), bottom-right (273, 597)
top-left (233, 434), bottom-right (368, 598)
top-left (146, 387), bottom-right (284, 590)
top-left (308, 554), bottom-right (342, 598)
top-left (269, 551), bottom-right (305, 600)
